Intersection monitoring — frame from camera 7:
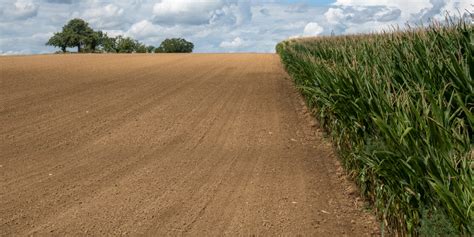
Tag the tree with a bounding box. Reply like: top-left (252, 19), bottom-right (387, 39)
top-left (154, 47), bottom-right (163, 53)
top-left (62, 18), bottom-right (94, 52)
top-left (146, 45), bottom-right (155, 53)
top-left (46, 32), bottom-right (68, 53)
top-left (46, 18), bottom-right (157, 54)
top-left (85, 30), bottom-right (104, 52)
top-left (100, 34), bottom-right (117, 53)
top-left (115, 36), bottom-right (137, 53)
top-left (135, 41), bottom-right (147, 53)
top-left (155, 38), bottom-right (194, 53)
top-left (99, 34), bottom-right (149, 54)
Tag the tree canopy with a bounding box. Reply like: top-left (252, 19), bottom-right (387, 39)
top-left (63, 18), bottom-right (94, 52)
top-left (46, 32), bottom-right (69, 53)
top-left (155, 38), bottom-right (194, 53)
top-left (46, 18), bottom-right (194, 54)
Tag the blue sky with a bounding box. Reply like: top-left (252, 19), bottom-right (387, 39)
top-left (0, 0), bottom-right (470, 54)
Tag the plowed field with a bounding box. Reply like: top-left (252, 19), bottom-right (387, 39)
top-left (0, 54), bottom-right (377, 235)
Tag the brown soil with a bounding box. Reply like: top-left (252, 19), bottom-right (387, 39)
top-left (0, 54), bottom-right (379, 236)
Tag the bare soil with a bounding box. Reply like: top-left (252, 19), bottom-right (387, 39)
top-left (0, 54), bottom-right (378, 236)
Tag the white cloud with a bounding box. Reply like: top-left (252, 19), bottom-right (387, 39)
top-left (259, 8), bottom-right (270, 16)
top-left (14, 0), bottom-right (39, 19)
top-left (324, 6), bottom-right (401, 25)
top-left (0, 0), bottom-right (470, 55)
top-left (441, 0), bottom-right (472, 16)
top-left (343, 21), bottom-right (396, 34)
top-left (329, 0), bottom-right (431, 28)
top-left (289, 22), bottom-right (324, 39)
top-left (324, 0), bottom-right (469, 35)
top-left (44, 0), bottom-right (73, 4)
top-left (127, 20), bottom-right (158, 39)
top-left (303, 22), bottom-right (324, 36)
top-left (82, 4), bottom-right (125, 29)
top-left (0, 0), bottom-right (39, 21)
top-left (325, 8), bottom-right (345, 24)
top-left (220, 37), bottom-right (244, 48)
top-left (334, 0), bottom-right (432, 16)
top-left (285, 3), bottom-right (309, 13)
top-left (152, 0), bottom-right (252, 26)
top-left (153, 0), bottom-right (224, 25)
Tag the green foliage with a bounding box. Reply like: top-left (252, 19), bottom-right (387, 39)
top-left (135, 42), bottom-right (147, 53)
top-left (46, 18), bottom-right (159, 54)
top-left (146, 45), bottom-right (155, 53)
top-left (62, 18), bottom-right (94, 52)
top-left (115, 36), bottom-right (136, 53)
top-left (84, 30), bottom-right (104, 52)
top-left (419, 208), bottom-right (460, 236)
top-left (155, 38), bottom-right (194, 53)
top-left (100, 34), bottom-right (117, 53)
top-left (276, 20), bottom-right (473, 235)
top-left (46, 32), bottom-right (68, 52)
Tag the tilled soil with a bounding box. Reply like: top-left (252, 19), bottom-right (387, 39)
top-left (0, 54), bottom-right (378, 236)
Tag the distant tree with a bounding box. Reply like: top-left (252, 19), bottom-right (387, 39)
top-left (62, 18), bottom-right (94, 52)
top-left (115, 36), bottom-right (137, 53)
top-left (46, 32), bottom-right (68, 53)
top-left (100, 34), bottom-right (117, 53)
top-left (146, 45), bottom-right (155, 53)
top-left (135, 41), bottom-right (147, 53)
top-left (47, 18), bottom-right (155, 54)
top-left (155, 38), bottom-right (194, 53)
top-left (154, 47), bottom-right (163, 53)
top-left (100, 35), bottom-right (150, 53)
top-left (85, 30), bottom-right (104, 52)
top-left (46, 18), bottom-right (94, 53)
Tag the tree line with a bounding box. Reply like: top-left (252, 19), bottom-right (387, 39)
top-left (46, 18), bottom-right (194, 53)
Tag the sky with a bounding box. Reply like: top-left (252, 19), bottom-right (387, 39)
top-left (0, 0), bottom-right (471, 54)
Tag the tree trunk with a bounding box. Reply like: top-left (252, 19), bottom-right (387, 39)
top-left (77, 44), bottom-right (81, 53)
top-left (61, 46), bottom-right (66, 53)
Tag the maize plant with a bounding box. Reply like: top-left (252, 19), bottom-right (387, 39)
top-left (276, 19), bottom-right (473, 235)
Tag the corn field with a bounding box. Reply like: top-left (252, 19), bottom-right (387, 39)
top-left (276, 20), bottom-right (473, 235)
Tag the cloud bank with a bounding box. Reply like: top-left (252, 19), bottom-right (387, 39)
top-left (0, 0), bottom-right (471, 55)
